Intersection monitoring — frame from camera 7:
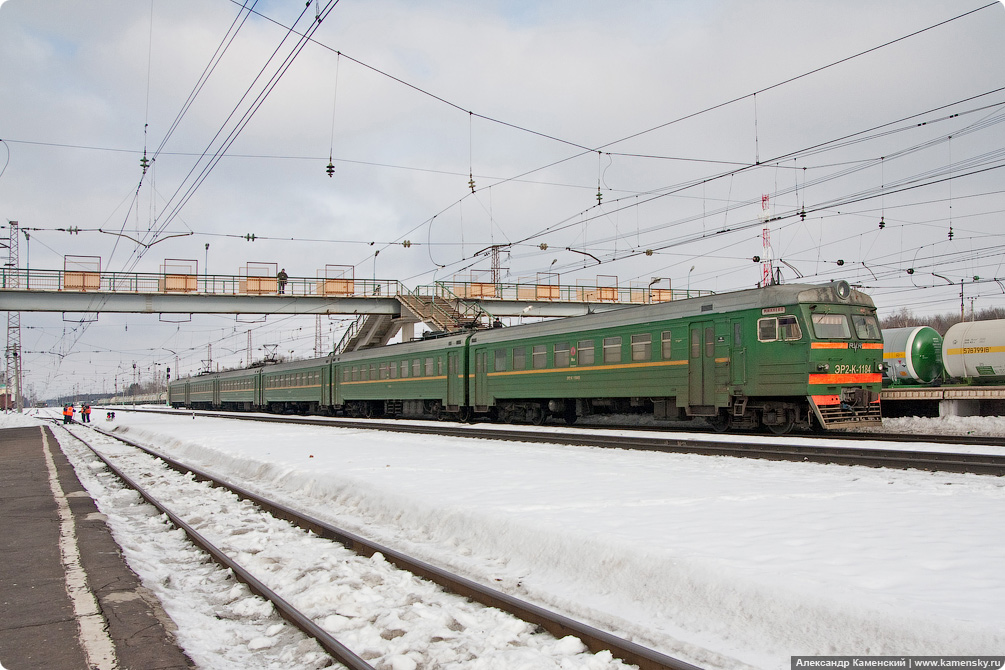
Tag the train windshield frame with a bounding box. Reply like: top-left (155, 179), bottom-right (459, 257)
top-left (811, 313), bottom-right (852, 339)
top-left (851, 314), bottom-right (882, 340)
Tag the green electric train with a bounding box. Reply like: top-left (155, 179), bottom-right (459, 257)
top-left (168, 280), bottom-right (884, 433)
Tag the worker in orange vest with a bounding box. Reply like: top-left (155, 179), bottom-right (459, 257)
top-left (82, 405), bottom-right (91, 424)
top-left (62, 405), bottom-right (73, 424)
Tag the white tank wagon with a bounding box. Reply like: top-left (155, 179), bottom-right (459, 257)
top-left (942, 319), bottom-right (1005, 382)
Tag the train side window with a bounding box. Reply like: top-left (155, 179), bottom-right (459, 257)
top-left (513, 347), bottom-right (526, 370)
top-left (852, 314), bottom-right (882, 340)
top-left (389, 361), bottom-right (397, 379)
top-left (351, 366), bottom-right (359, 382)
top-left (734, 323), bottom-right (742, 347)
top-left (603, 336), bottom-right (622, 364)
top-left (425, 358), bottom-right (434, 376)
top-left (779, 315), bottom-right (802, 341)
top-left (532, 344), bottom-right (547, 369)
top-left (757, 317), bottom-right (778, 342)
top-left (691, 329), bottom-right (701, 357)
top-left (399, 360), bottom-right (407, 378)
top-left (379, 363), bottom-right (388, 379)
top-left (661, 331), bottom-right (672, 359)
top-left (369, 363), bottom-right (377, 380)
top-left (554, 342), bottom-right (570, 367)
top-left (438, 358), bottom-right (444, 375)
top-left (631, 334), bottom-right (651, 361)
top-left (705, 327), bottom-right (714, 358)
top-left (578, 340), bottom-right (594, 365)
top-left (412, 359), bottom-right (421, 377)
top-left (495, 349), bottom-right (508, 372)
top-left (812, 313), bottom-right (851, 339)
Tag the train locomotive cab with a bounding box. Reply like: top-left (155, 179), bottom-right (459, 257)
top-left (799, 281), bottom-right (884, 430)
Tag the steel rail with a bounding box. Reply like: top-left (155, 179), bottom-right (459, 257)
top-left (92, 425), bottom-right (703, 670)
top-left (121, 407), bottom-right (1005, 476)
top-left (65, 424), bottom-right (377, 670)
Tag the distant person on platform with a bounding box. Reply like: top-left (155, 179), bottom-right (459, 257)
top-left (82, 404), bottom-right (91, 423)
top-left (277, 268), bottom-right (288, 294)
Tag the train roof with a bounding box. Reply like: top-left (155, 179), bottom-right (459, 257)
top-left (333, 333), bottom-right (468, 363)
top-left (470, 281), bottom-right (874, 344)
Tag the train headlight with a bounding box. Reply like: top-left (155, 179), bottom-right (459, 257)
top-left (835, 280), bottom-right (851, 300)
top-left (817, 363), bottom-right (830, 372)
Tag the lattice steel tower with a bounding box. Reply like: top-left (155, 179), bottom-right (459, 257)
top-left (5, 220), bottom-right (23, 411)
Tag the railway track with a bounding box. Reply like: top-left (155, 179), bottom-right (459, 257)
top-left (62, 422), bottom-right (703, 670)
top-left (117, 407), bottom-right (1005, 476)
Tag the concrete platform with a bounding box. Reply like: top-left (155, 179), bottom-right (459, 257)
top-left (0, 424), bottom-right (193, 670)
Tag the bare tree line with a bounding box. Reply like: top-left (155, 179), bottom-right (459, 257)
top-left (880, 307), bottom-right (1005, 335)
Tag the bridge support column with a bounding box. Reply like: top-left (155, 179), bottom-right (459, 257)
top-left (939, 399), bottom-right (980, 417)
top-left (400, 321), bottom-right (414, 342)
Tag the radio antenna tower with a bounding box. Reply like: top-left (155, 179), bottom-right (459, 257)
top-left (760, 196), bottom-right (774, 287)
top-left (5, 221), bottom-right (23, 411)
top-left (314, 315), bottom-right (323, 358)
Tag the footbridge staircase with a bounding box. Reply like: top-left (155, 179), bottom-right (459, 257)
top-left (335, 287), bottom-right (488, 353)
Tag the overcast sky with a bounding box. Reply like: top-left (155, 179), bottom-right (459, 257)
top-left (1, 0), bottom-right (1004, 399)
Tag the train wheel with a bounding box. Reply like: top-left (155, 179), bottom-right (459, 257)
top-left (564, 406), bottom-right (578, 425)
top-left (708, 410), bottom-right (732, 433)
top-left (457, 407), bottom-right (473, 423)
top-left (765, 415), bottom-right (795, 435)
top-left (528, 405), bottom-right (546, 426)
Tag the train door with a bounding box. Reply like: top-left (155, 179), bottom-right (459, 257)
top-left (446, 348), bottom-right (463, 409)
top-left (473, 349), bottom-right (489, 408)
top-left (321, 364), bottom-right (331, 408)
top-left (333, 361), bottom-right (345, 409)
top-left (729, 319), bottom-right (746, 386)
top-left (688, 321), bottom-right (717, 408)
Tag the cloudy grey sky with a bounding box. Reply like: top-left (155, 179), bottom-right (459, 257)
top-left (1, 0), bottom-right (1004, 399)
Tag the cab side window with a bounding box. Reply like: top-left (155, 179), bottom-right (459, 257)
top-left (757, 318), bottom-right (777, 342)
top-left (778, 316), bottom-right (802, 341)
top-left (758, 316), bottom-right (802, 341)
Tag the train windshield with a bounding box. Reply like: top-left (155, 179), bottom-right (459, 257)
top-left (811, 313), bottom-right (851, 339)
top-left (851, 314), bottom-right (882, 340)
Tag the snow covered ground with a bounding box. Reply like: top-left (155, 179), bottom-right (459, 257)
top-left (5, 409), bottom-right (1004, 669)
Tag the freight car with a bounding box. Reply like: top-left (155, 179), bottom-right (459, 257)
top-left (168, 280), bottom-right (884, 433)
top-left (941, 319), bottom-right (1005, 383)
top-left (881, 319), bottom-right (1005, 386)
top-left (882, 326), bottom-right (943, 385)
